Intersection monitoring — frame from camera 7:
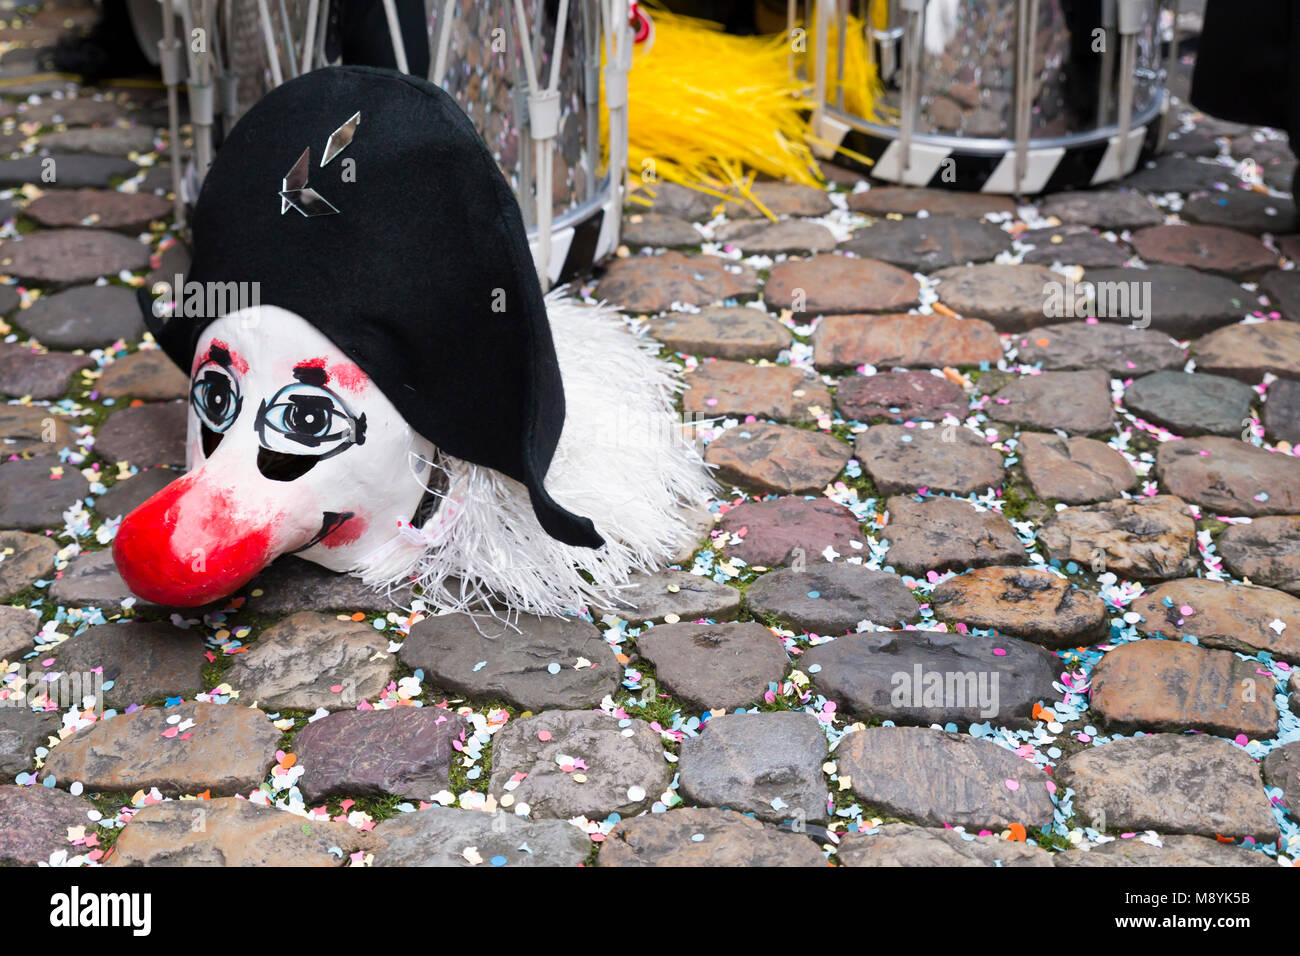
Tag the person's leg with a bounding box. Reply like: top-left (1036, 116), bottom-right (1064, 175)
top-left (1191, 0), bottom-right (1291, 131)
top-left (336, 0), bottom-right (431, 77)
top-left (51, 0), bottom-right (157, 81)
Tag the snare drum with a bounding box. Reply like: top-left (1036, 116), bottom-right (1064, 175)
top-left (808, 0), bottom-right (1174, 193)
top-left (154, 0), bottom-right (631, 286)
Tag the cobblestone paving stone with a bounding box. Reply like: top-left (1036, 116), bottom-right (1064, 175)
top-left (837, 822), bottom-right (1054, 866)
top-left (0, 11), bottom-right (1296, 868)
top-left (1057, 734), bottom-right (1279, 842)
top-left (1019, 225), bottom-right (1133, 269)
top-left (107, 797), bottom-right (375, 866)
top-left (599, 806), bottom-right (825, 866)
top-left (804, 630), bottom-right (1058, 728)
top-left (677, 711), bottom-right (828, 822)
top-left (881, 494), bottom-right (1026, 575)
top-left (704, 421), bottom-right (849, 495)
top-left (398, 612), bottom-right (620, 710)
top-left (1011, 321), bottom-right (1186, 375)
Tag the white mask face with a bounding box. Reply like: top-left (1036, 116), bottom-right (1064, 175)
top-left (112, 305), bottom-right (436, 606)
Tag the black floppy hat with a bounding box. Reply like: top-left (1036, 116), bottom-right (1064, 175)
top-left (144, 65), bottom-right (603, 549)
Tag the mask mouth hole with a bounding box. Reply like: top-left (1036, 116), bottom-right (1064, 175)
top-left (257, 446), bottom-right (321, 482)
top-left (200, 423), bottom-right (224, 458)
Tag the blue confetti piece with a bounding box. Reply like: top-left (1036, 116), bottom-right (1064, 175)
top-left (490, 855), bottom-right (507, 867)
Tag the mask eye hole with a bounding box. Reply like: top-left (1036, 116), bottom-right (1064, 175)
top-left (201, 423), bottom-right (223, 457)
top-left (190, 360), bottom-right (242, 460)
top-left (255, 383), bottom-right (366, 461)
top-left (191, 361), bottom-right (242, 432)
top-left (257, 447), bottom-right (321, 482)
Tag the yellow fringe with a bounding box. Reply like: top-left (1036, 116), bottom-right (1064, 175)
top-left (808, 10), bottom-right (888, 123)
top-left (621, 8), bottom-right (881, 217)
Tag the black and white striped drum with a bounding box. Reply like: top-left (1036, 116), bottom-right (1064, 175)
top-left (808, 0), bottom-right (1175, 193)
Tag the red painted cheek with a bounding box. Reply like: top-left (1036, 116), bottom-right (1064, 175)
top-left (112, 473), bottom-right (283, 607)
top-left (321, 515), bottom-right (368, 549)
top-left (329, 362), bottom-right (368, 394)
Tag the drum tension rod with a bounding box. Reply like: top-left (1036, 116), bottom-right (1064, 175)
top-left (1115, 0), bottom-right (1143, 178)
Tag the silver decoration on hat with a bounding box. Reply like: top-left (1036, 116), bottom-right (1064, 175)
top-left (279, 111), bottom-right (361, 217)
top-left (321, 111), bottom-right (361, 166)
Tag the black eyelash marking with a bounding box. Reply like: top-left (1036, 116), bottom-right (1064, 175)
top-left (293, 365), bottom-right (329, 387)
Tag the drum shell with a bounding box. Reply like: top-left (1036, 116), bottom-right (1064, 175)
top-left (819, 0), bottom-right (1171, 190)
top-left (430, 0), bottom-right (608, 230)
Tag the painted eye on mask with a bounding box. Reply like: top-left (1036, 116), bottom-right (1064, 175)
top-left (254, 383), bottom-right (367, 460)
top-left (191, 361), bottom-right (242, 456)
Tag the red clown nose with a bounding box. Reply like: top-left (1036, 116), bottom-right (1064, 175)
top-left (112, 471), bottom-right (284, 607)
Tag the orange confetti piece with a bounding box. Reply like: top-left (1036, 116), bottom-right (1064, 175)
top-left (1031, 702), bottom-right (1056, 722)
top-left (350, 612), bottom-right (366, 621)
top-left (1215, 833), bottom-right (1235, 843)
top-left (281, 753), bottom-right (296, 769)
top-left (1035, 338), bottom-right (1050, 347)
top-left (1007, 823), bottom-right (1027, 842)
top-left (932, 301), bottom-right (961, 318)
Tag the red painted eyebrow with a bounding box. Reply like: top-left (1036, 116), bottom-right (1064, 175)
top-left (193, 339), bottom-right (248, 376)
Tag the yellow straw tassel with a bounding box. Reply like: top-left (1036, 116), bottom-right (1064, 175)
top-left (622, 8), bottom-right (881, 218)
top-left (624, 10), bottom-right (818, 216)
top-left (810, 11), bottom-right (889, 124)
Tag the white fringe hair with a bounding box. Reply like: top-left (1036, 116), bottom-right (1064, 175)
top-left (352, 291), bottom-right (714, 620)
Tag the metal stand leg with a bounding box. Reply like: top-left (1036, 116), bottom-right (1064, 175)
top-left (1013, 0), bottom-right (1039, 196)
top-left (186, 0), bottom-right (216, 189)
top-left (255, 0), bottom-right (285, 86)
top-left (159, 0), bottom-right (186, 230)
top-left (603, 0), bottom-right (632, 256)
top-left (513, 0), bottom-right (571, 289)
top-left (812, 0), bottom-right (832, 149)
top-left (381, 0), bottom-right (411, 74)
top-left (1116, 0), bottom-right (1141, 175)
top-left (1098, 0), bottom-right (1116, 125)
top-left (897, 0), bottom-right (923, 178)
